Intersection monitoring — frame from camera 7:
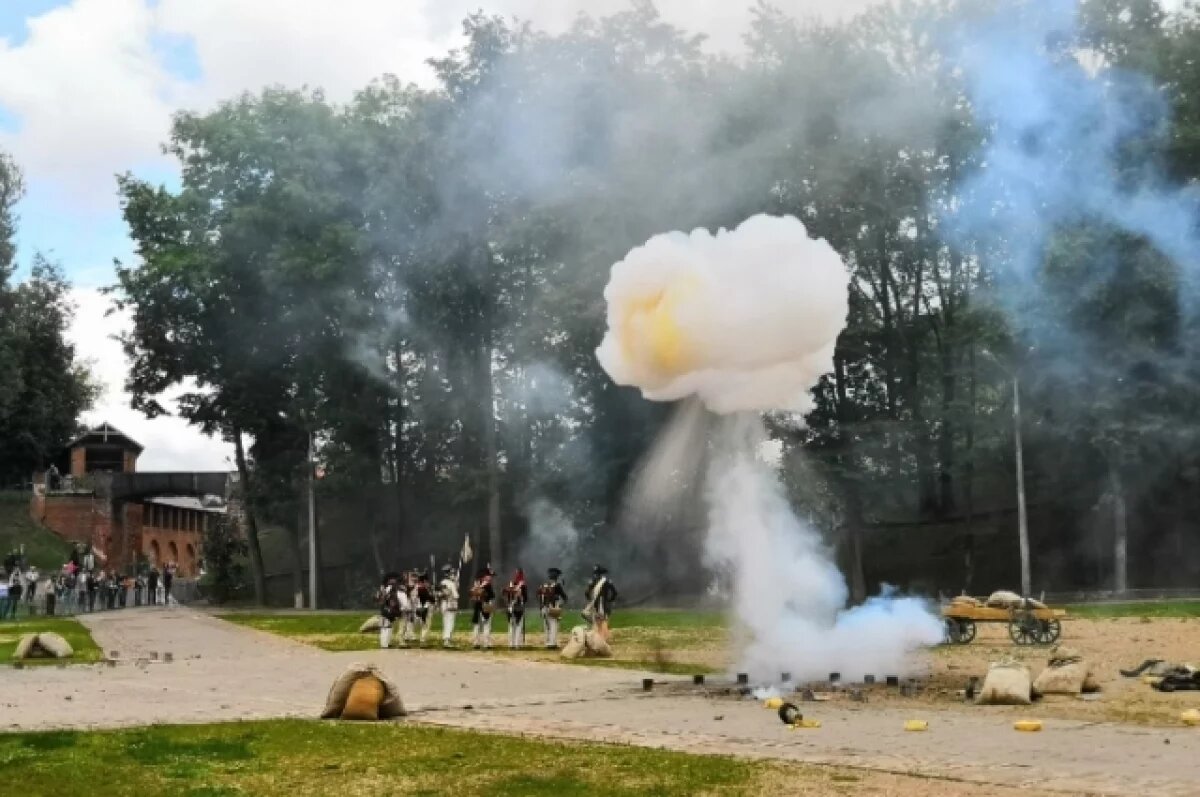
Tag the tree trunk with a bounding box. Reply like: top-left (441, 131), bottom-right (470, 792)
top-left (480, 340), bottom-right (502, 573)
top-left (291, 505), bottom-right (306, 609)
top-left (1109, 461), bottom-right (1128, 594)
top-left (231, 428), bottom-right (267, 606)
top-left (834, 351), bottom-right (867, 603)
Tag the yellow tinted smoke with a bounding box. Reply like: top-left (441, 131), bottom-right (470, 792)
top-left (619, 278), bottom-right (699, 379)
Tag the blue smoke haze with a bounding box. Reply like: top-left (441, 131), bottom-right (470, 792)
top-left (944, 0), bottom-right (1200, 287)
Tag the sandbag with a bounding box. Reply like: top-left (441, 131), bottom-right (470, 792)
top-left (359, 616), bottom-right (382, 633)
top-left (985, 590), bottom-right (1022, 608)
top-left (584, 630), bottom-right (613, 658)
top-left (36, 632), bottom-right (73, 659)
top-left (1034, 661), bottom-right (1088, 695)
top-left (321, 663), bottom-right (406, 720)
top-left (977, 661), bottom-right (1033, 706)
top-left (12, 634), bottom-right (36, 660)
top-left (341, 676), bottom-right (384, 721)
top-left (560, 626), bottom-right (588, 660)
top-left (985, 590), bottom-right (1046, 609)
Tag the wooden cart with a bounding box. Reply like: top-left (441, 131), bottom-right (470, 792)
top-left (942, 597), bottom-right (1066, 645)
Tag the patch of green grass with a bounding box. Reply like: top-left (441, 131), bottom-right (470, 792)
top-left (0, 617), bottom-right (103, 665)
top-left (1064, 600), bottom-right (1200, 619)
top-left (0, 490), bottom-right (73, 570)
top-left (0, 720), bottom-right (793, 796)
top-left (219, 608), bottom-right (729, 674)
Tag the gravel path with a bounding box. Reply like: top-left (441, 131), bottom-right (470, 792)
top-left (2, 608), bottom-right (1198, 796)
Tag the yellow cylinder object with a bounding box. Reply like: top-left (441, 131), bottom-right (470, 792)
top-left (787, 719), bottom-right (821, 729)
top-left (903, 720), bottom-right (928, 732)
top-left (764, 697), bottom-right (784, 709)
top-left (1014, 719), bottom-right (1043, 732)
top-left (1143, 675), bottom-right (1162, 686)
top-left (1181, 709), bottom-right (1200, 726)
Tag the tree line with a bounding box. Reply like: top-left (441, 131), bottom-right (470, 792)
top-left (0, 154), bottom-right (97, 489)
top-left (111, 0), bottom-right (1200, 605)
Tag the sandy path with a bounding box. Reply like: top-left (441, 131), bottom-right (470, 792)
top-left (2, 608), bottom-right (1198, 796)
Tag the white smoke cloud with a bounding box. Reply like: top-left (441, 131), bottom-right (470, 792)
top-left (598, 214), bottom-right (943, 681)
top-left (596, 215), bottom-right (848, 415)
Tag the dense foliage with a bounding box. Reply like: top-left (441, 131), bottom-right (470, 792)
top-left (0, 155), bottom-right (96, 487)
top-left (113, 0), bottom-right (1200, 604)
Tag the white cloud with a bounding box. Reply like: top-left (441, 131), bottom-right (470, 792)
top-left (69, 288), bottom-right (233, 472)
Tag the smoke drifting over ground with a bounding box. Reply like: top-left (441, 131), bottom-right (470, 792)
top-left (599, 215), bottom-right (943, 679)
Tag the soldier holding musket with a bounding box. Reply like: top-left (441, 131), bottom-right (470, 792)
top-left (470, 565), bottom-right (496, 650)
top-left (538, 568), bottom-right (568, 649)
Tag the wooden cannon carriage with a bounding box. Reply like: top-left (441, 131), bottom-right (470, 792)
top-left (942, 593), bottom-right (1067, 645)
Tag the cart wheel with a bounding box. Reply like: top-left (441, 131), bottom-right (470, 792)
top-left (958, 619), bottom-right (977, 644)
top-left (944, 619), bottom-right (960, 644)
top-left (1008, 614), bottom-right (1038, 646)
top-left (1036, 619), bottom-right (1061, 645)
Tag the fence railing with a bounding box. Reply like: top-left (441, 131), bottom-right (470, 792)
top-left (1, 579), bottom-right (201, 620)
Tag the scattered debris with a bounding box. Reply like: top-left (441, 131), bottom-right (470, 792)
top-left (904, 719), bottom-right (928, 732)
top-left (1014, 719), bottom-right (1043, 732)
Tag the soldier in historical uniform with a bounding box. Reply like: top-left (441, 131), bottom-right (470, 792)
top-left (537, 567), bottom-right (569, 649)
top-left (411, 570), bottom-right (436, 646)
top-left (399, 570), bottom-right (417, 644)
top-left (503, 568), bottom-right (528, 650)
top-left (376, 571), bottom-right (404, 649)
top-left (583, 564), bottom-right (618, 642)
top-left (469, 565), bottom-right (496, 650)
top-left (437, 564), bottom-right (459, 648)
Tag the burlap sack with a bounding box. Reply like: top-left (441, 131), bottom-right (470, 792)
top-left (359, 616), bottom-right (382, 633)
top-left (584, 630), bottom-right (613, 658)
top-left (12, 633), bottom-right (36, 660)
top-left (1034, 661), bottom-right (1088, 695)
top-left (560, 626), bottom-right (588, 660)
top-left (341, 676), bottom-right (384, 721)
top-left (36, 632), bottom-right (73, 659)
top-left (321, 663), bottom-right (406, 720)
top-left (986, 590), bottom-right (1022, 608)
top-left (977, 661), bottom-right (1033, 706)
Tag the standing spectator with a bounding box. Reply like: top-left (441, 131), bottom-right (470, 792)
top-left (0, 572), bottom-right (9, 620)
top-left (147, 567), bottom-right (159, 606)
top-left (133, 573), bottom-right (145, 606)
top-left (24, 566), bottom-right (38, 609)
top-left (75, 571), bottom-right (87, 613)
top-left (85, 571), bottom-right (99, 612)
top-left (6, 568), bottom-right (22, 619)
top-left (163, 561), bottom-right (177, 605)
top-left (82, 546), bottom-right (95, 574)
top-left (47, 464), bottom-right (61, 490)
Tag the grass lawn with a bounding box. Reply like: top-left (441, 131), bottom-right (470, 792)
top-left (0, 490), bottom-right (73, 571)
top-left (218, 609), bottom-right (729, 674)
top-left (1064, 600), bottom-right (1200, 619)
top-left (0, 719), bottom-right (819, 797)
top-left (0, 617), bottom-right (103, 665)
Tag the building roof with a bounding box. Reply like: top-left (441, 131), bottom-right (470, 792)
top-left (65, 422), bottom-right (144, 453)
top-left (145, 496), bottom-right (227, 514)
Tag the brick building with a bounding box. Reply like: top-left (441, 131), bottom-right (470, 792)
top-left (30, 422), bottom-right (231, 576)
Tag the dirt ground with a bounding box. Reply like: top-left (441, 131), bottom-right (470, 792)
top-left (2, 609), bottom-right (1198, 796)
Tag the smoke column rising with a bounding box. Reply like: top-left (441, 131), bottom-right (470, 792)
top-left (597, 214), bottom-right (943, 680)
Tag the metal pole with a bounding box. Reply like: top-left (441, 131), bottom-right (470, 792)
top-left (308, 430), bottom-right (318, 610)
top-left (1014, 377), bottom-right (1031, 597)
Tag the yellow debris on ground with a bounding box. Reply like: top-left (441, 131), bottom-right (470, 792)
top-left (1181, 709), bottom-right (1200, 727)
top-left (764, 697), bottom-right (784, 709)
top-left (1014, 719), bottom-right (1043, 732)
top-left (904, 720), bottom-right (928, 732)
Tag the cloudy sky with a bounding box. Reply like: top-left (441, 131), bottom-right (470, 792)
top-left (8, 0), bottom-right (1157, 470)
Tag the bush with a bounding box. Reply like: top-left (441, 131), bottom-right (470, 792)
top-left (200, 515), bottom-right (248, 604)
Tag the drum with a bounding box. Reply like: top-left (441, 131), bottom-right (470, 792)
top-left (548, 607), bottom-right (563, 619)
